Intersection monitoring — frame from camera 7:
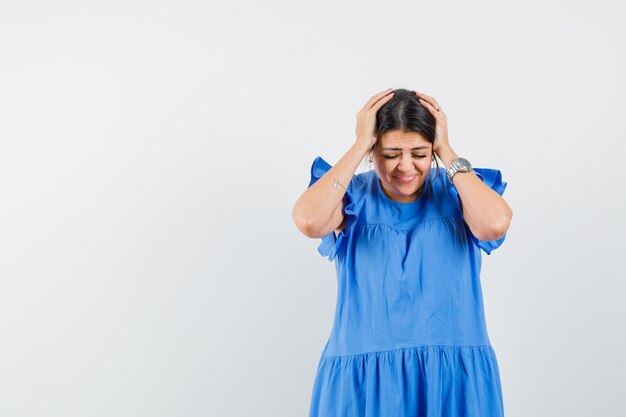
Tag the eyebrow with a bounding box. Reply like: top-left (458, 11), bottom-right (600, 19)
top-left (382, 146), bottom-right (430, 151)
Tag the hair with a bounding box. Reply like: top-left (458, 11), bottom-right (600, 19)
top-left (368, 88), bottom-right (441, 194)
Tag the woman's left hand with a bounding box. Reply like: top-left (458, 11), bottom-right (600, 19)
top-left (415, 91), bottom-right (450, 157)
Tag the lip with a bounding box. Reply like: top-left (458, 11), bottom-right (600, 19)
top-left (394, 174), bottom-right (418, 183)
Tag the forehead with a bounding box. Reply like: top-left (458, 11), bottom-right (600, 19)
top-left (379, 130), bottom-right (430, 150)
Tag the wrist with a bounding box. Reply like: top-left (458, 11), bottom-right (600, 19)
top-left (435, 145), bottom-right (459, 169)
top-left (353, 138), bottom-right (374, 158)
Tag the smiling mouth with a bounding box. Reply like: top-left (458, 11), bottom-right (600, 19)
top-left (394, 174), bottom-right (417, 183)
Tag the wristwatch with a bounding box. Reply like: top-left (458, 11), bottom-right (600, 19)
top-left (447, 157), bottom-right (472, 182)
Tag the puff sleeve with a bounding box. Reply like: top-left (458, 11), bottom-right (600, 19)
top-left (307, 156), bottom-right (363, 262)
top-left (446, 167), bottom-right (509, 255)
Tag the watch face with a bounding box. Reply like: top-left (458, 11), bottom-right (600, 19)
top-left (457, 157), bottom-right (472, 171)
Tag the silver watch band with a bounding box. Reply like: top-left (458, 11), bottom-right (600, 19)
top-left (446, 158), bottom-right (472, 182)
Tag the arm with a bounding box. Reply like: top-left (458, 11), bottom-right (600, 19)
top-left (414, 91), bottom-right (512, 242)
top-left (292, 140), bottom-right (370, 239)
top-left (293, 88), bottom-right (395, 239)
top-left (437, 145), bottom-right (513, 241)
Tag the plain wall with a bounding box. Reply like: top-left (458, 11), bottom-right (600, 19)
top-left (1, 0), bottom-right (624, 416)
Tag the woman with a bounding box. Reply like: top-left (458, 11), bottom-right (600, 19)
top-left (292, 88), bottom-right (513, 417)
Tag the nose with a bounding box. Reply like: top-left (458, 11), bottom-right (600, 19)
top-left (398, 153), bottom-right (415, 171)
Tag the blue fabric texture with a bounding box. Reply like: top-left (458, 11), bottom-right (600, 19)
top-left (306, 156), bottom-right (508, 417)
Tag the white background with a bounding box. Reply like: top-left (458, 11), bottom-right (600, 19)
top-left (1, 1), bottom-right (625, 416)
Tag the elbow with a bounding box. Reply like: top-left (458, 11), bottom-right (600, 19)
top-left (294, 218), bottom-right (324, 239)
top-left (474, 208), bottom-right (513, 242)
top-left (488, 226), bottom-right (507, 242)
top-left (474, 226), bottom-right (505, 242)
top-left (489, 208), bottom-right (513, 241)
top-left (500, 206), bottom-right (513, 236)
top-left (292, 205), bottom-right (320, 239)
top-left (292, 205), bottom-right (310, 237)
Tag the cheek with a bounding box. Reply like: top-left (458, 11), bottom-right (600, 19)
top-left (382, 161), bottom-right (396, 171)
top-left (417, 158), bottom-right (432, 170)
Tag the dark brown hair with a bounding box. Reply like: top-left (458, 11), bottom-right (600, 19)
top-left (369, 88), bottom-right (441, 193)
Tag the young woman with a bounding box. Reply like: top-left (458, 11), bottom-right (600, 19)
top-left (292, 87), bottom-right (513, 417)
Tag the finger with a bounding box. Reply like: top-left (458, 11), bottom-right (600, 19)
top-left (362, 88), bottom-right (394, 111)
top-left (371, 91), bottom-right (395, 112)
top-left (417, 96), bottom-right (443, 113)
top-left (416, 92), bottom-right (440, 110)
top-left (415, 91), bottom-right (440, 110)
top-left (415, 91), bottom-right (434, 100)
top-left (417, 97), bottom-right (438, 114)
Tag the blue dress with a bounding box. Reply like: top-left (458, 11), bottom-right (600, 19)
top-left (306, 156), bottom-right (508, 417)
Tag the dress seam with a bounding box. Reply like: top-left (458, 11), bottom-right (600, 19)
top-left (321, 344), bottom-right (493, 359)
top-left (354, 216), bottom-right (462, 231)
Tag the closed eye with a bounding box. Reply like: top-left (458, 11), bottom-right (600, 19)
top-left (383, 155), bottom-right (427, 159)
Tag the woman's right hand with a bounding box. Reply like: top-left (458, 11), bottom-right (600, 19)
top-left (355, 88), bottom-right (395, 148)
